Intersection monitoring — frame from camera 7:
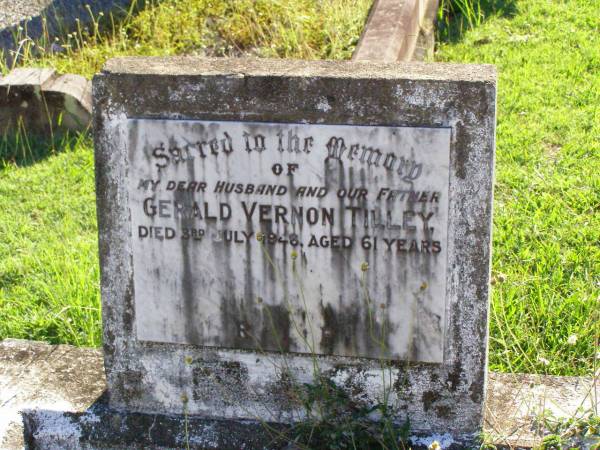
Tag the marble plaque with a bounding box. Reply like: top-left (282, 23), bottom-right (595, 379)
top-left (128, 119), bottom-right (451, 363)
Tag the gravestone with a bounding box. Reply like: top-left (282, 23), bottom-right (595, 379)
top-left (93, 57), bottom-right (496, 447)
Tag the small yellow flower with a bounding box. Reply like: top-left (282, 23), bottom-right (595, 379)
top-left (184, 356), bottom-right (193, 365)
top-left (429, 441), bottom-right (441, 450)
top-left (256, 232), bottom-right (264, 242)
top-left (180, 394), bottom-right (189, 403)
top-left (361, 262), bottom-right (369, 272)
top-left (291, 250), bottom-right (298, 260)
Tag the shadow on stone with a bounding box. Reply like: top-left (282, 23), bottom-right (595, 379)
top-left (22, 395), bottom-right (468, 449)
top-left (22, 394), bottom-right (292, 450)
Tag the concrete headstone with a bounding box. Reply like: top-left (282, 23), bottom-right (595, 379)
top-left (93, 57), bottom-right (496, 445)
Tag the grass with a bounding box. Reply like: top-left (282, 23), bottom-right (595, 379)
top-left (0, 133), bottom-right (100, 346)
top-left (436, 0), bottom-right (599, 376)
top-left (1, 0), bottom-right (372, 77)
top-left (0, 0), bottom-right (598, 378)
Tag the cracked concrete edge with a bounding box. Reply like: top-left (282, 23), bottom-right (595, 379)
top-left (485, 372), bottom-right (598, 449)
top-left (0, 339), bottom-right (105, 450)
top-left (0, 67), bottom-right (92, 134)
top-left (2, 339), bottom-right (597, 449)
top-left (353, 0), bottom-right (440, 62)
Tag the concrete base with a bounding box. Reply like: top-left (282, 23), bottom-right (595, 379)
top-left (485, 372), bottom-right (598, 449)
top-left (22, 398), bottom-right (291, 450)
top-left (0, 339), bottom-right (104, 449)
top-left (22, 399), bottom-right (479, 450)
top-left (1, 339), bottom-right (597, 449)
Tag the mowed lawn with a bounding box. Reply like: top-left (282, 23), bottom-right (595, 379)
top-left (436, 0), bottom-right (599, 375)
top-left (1, 0), bottom-right (598, 376)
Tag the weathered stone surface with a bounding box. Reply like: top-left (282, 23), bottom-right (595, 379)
top-left (353, 0), bottom-right (440, 62)
top-left (0, 0), bottom-right (53, 30)
top-left (0, 67), bottom-right (91, 134)
top-left (129, 119), bottom-right (451, 363)
top-left (93, 56), bottom-right (496, 444)
top-left (485, 372), bottom-right (598, 449)
top-left (1, 339), bottom-right (594, 449)
top-left (23, 399), bottom-right (293, 450)
top-left (44, 72), bottom-right (92, 129)
top-left (0, 339), bottom-right (105, 450)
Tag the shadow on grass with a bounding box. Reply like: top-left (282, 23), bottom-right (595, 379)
top-left (437, 0), bottom-right (518, 44)
top-left (0, 128), bottom-right (89, 169)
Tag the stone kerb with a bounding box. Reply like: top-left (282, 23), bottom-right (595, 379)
top-left (353, 0), bottom-right (440, 62)
top-left (0, 67), bottom-right (91, 134)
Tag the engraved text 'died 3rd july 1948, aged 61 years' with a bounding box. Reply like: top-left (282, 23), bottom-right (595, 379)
top-left (128, 119), bottom-right (451, 364)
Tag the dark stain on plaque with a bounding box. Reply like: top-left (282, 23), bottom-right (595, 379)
top-left (219, 295), bottom-right (291, 352)
top-left (259, 304), bottom-right (291, 352)
top-left (177, 162), bottom-right (202, 345)
top-left (319, 300), bottom-right (391, 358)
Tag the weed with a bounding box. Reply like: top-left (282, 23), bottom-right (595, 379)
top-left (290, 379), bottom-right (406, 448)
top-left (181, 393), bottom-right (191, 450)
top-left (436, 0), bottom-right (518, 42)
top-left (535, 411), bottom-right (600, 450)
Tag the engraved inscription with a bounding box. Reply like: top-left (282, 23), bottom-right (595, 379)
top-left (128, 119), bottom-right (451, 363)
